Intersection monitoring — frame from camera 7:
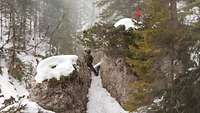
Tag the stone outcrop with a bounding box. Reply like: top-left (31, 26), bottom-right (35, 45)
top-left (100, 56), bottom-right (137, 105)
top-left (31, 62), bottom-right (91, 113)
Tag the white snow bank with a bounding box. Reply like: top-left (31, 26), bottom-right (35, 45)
top-left (1, 99), bottom-right (55, 113)
top-left (35, 55), bottom-right (78, 83)
top-left (0, 61), bottom-right (29, 109)
top-left (21, 99), bottom-right (55, 113)
top-left (0, 71), bottom-right (19, 100)
top-left (0, 66), bottom-right (29, 100)
top-left (114, 18), bottom-right (142, 30)
top-left (87, 69), bottom-right (129, 113)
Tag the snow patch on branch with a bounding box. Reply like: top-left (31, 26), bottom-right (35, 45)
top-left (177, 1), bottom-right (186, 11)
top-left (114, 18), bottom-right (142, 30)
top-left (184, 7), bottom-right (200, 25)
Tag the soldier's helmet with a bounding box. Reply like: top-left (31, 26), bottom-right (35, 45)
top-left (85, 49), bottom-right (91, 54)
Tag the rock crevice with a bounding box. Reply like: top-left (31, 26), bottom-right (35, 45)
top-left (100, 56), bottom-right (137, 105)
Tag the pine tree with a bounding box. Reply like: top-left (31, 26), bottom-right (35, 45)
top-left (137, 0), bottom-right (200, 113)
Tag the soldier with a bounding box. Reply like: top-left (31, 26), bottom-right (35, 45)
top-left (84, 49), bottom-right (98, 76)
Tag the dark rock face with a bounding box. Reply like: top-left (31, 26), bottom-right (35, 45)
top-left (32, 62), bottom-right (91, 113)
top-left (100, 56), bottom-right (137, 105)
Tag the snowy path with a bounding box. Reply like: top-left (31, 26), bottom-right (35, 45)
top-left (87, 69), bottom-right (129, 113)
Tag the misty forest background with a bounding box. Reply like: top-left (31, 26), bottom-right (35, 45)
top-left (0, 0), bottom-right (200, 113)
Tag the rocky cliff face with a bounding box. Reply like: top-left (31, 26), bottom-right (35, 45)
top-left (31, 62), bottom-right (91, 113)
top-left (100, 56), bottom-right (137, 105)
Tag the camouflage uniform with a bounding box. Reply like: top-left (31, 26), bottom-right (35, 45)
top-left (84, 50), bottom-right (98, 76)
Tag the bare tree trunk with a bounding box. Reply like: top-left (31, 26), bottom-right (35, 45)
top-left (0, 0), bottom-right (2, 40)
top-left (22, 1), bottom-right (27, 49)
top-left (10, 2), bottom-right (16, 74)
top-left (33, 1), bottom-right (39, 55)
top-left (169, 0), bottom-right (178, 112)
top-left (4, 1), bottom-right (7, 29)
top-left (170, 0), bottom-right (178, 28)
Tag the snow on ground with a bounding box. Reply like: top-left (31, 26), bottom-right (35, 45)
top-left (0, 61), bottom-right (29, 108)
top-left (35, 55), bottom-right (78, 83)
top-left (17, 53), bottom-right (38, 66)
top-left (1, 99), bottom-right (55, 113)
top-left (21, 99), bottom-right (55, 113)
top-left (87, 63), bottom-right (129, 113)
top-left (0, 60), bottom-right (54, 112)
top-left (114, 18), bottom-right (142, 30)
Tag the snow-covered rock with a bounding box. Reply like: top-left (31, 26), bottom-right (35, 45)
top-left (35, 55), bottom-right (78, 83)
top-left (33, 58), bottom-right (91, 113)
top-left (114, 18), bottom-right (142, 30)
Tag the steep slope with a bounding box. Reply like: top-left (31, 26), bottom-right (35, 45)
top-left (0, 60), bottom-right (54, 113)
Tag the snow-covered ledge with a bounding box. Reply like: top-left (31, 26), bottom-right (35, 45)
top-left (35, 55), bottom-right (78, 83)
